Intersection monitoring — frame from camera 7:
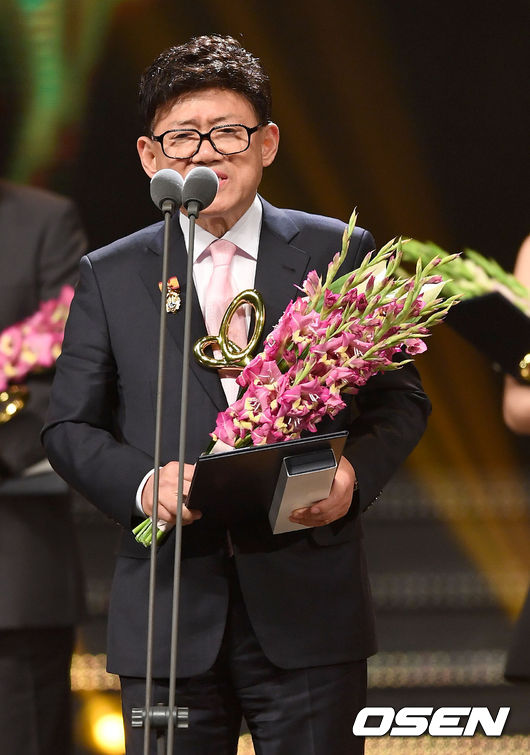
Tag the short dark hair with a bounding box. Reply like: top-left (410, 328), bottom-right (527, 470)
top-left (138, 34), bottom-right (272, 134)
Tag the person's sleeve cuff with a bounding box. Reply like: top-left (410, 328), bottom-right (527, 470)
top-left (135, 468), bottom-right (154, 516)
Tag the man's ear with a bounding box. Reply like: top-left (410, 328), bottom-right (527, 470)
top-left (261, 123), bottom-right (280, 167)
top-left (137, 136), bottom-right (158, 178)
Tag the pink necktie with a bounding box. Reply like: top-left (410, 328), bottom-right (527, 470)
top-left (204, 239), bottom-right (247, 350)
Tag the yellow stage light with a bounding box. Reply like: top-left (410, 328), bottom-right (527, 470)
top-left (77, 692), bottom-right (125, 754)
top-left (92, 712), bottom-right (125, 754)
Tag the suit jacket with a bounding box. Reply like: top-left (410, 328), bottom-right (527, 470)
top-left (43, 198), bottom-right (431, 676)
top-left (0, 180), bottom-right (86, 628)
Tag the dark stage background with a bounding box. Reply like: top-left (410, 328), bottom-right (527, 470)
top-left (1, 1), bottom-right (529, 752)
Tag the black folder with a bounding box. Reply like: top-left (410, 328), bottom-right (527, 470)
top-left (444, 292), bottom-right (530, 380)
top-left (187, 430), bottom-right (348, 528)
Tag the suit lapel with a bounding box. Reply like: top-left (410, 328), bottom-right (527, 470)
top-left (138, 216), bottom-right (226, 412)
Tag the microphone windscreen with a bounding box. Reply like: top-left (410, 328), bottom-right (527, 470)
top-left (182, 167), bottom-right (219, 211)
top-left (150, 169), bottom-right (184, 211)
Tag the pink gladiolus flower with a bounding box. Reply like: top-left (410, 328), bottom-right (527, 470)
top-left (302, 270), bottom-right (322, 298)
top-left (382, 299), bottom-right (405, 316)
top-left (237, 356), bottom-right (283, 388)
top-left (323, 289), bottom-right (340, 310)
top-left (239, 386), bottom-right (275, 422)
top-left (356, 293), bottom-right (368, 312)
top-left (340, 288), bottom-right (359, 307)
top-left (364, 274), bottom-right (376, 294)
top-left (251, 422), bottom-right (285, 445)
top-left (410, 296), bottom-right (425, 316)
top-left (404, 338), bottom-right (427, 355)
top-left (277, 380), bottom-right (320, 417)
top-left (212, 412), bottom-right (239, 446)
top-left (324, 366), bottom-right (358, 385)
top-left (323, 389), bottom-right (347, 416)
top-left (290, 303), bottom-right (320, 332)
top-left (264, 306), bottom-right (295, 359)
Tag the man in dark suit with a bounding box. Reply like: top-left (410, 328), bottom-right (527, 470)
top-left (43, 35), bottom-right (431, 754)
top-left (0, 179), bottom-right (86, 754)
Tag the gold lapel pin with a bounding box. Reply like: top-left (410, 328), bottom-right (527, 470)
top-left (159, 276), bottom-right (181, 313)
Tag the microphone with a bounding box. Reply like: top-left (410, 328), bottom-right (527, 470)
top-left (150, 168), bottom-right (184, 215)
top-left (182, 166), bottom-right (219, 219)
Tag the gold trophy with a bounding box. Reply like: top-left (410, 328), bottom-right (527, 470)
top-left (194, 289), bottom-right (265, 369)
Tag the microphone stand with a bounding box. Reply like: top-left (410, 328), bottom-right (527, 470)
top-left (132, 195), bottom-right (190, 755)
top-left (132, 166), bottom-right (217, 754)
top-left (165, 200), bottom-right (200, 754)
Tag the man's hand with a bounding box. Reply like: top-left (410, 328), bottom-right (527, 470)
top-left (141, 461), bottom-right (201, 526)
top-left (288, 455), bottom-right (356, 528)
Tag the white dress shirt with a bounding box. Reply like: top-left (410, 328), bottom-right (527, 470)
top-left (136, 196), bottom-right (263, 515)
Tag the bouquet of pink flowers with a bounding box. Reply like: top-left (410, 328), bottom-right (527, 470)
top-left (134, 211), bottom-right (458, 545)
top-left (0, 285), bottom-right (74, 393)
top-left (208, 217), bottom-right (455, 453)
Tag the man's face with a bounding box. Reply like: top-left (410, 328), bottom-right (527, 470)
top-left (137, 87), bottom-right (279, 236)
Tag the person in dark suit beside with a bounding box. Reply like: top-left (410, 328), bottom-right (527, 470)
top-left (0, 179), bottom-right (86, 755)
top-left (43, 35), bottom-right (431, 754)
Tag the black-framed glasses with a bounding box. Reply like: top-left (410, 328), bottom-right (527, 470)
top-left (151, 122), bottom-right (268, 160)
